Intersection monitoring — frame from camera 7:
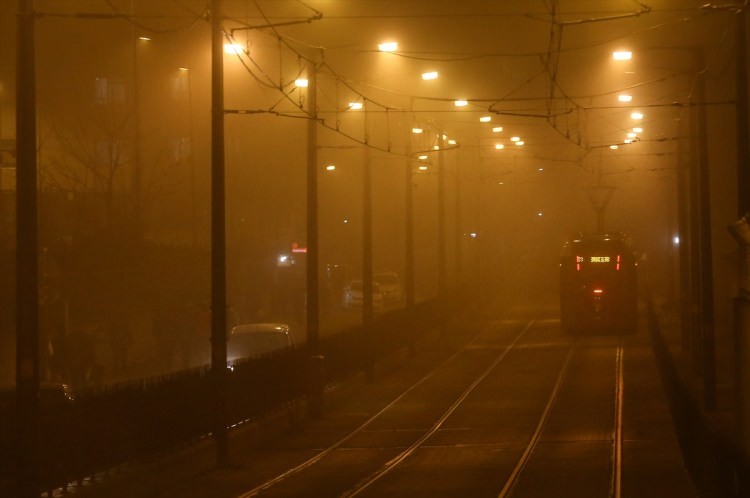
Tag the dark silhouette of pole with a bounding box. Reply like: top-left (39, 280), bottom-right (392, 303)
top-left (15, 0), bottom-right (40, 496)
top-left (455, 155), bottom-right (462, 290)
top-left (210, 0), bottom-right (228, 467)
top-left (693, 50), bottom-right (716, 409)
top-left (405, 135), bottom-right (415, 308)
top-left (130, 2), bottom-right (142, 234)
top-left (734, 1), bottom-right (749, 445)
top-left (737, 8), bottom-right (749, 217)
top-left (362, 107), bottom-right (374, 382)
top-left (306, 58), bottom-right (320, 353)
top-left (437, 134), bottom-right (446, 296)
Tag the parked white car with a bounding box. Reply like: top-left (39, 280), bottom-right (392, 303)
top-left (342, 280), bottom-right (384, 311)
top-left (227, 323), bottom-right (295, 362)
top-left (374, 271), bottom-right (403, 303)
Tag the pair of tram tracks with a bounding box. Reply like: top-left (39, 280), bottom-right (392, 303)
top-left (498, 337), bottom-right (625, 498)
top-left (238, 320), bottom-right (626, 498)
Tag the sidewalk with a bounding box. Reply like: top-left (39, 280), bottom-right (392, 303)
top-left (648, 304), bottom-right (749, 497)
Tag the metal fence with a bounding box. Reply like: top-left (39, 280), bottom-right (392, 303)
top-left (1, 297), bottom-right (450, 496)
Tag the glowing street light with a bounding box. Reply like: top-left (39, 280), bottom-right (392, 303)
top-left (224, 43), bottom-right (244, 55)
top-left (492, 126), bottom-right (503, 133)
top-left (613, 50), bottom-right (632, 61)
top-left (412, 127), bottom-right (423, 134)
top-left (422, 71), bottom-right (438, 80)
top-left (454, 99), bottom-right (468, 107)
top-left (294, 78), bottom-right (309, 88)
top-left (618, 94), bottom-right (633, 102)
top-left (630, 111), bottom-right (644, 120)
top-left (495, 143), bottom-right (505, 150)
top-left (378, 41), bottom-right (398, 52)
top-left (325, 164), bottom-right (336, 171)
top-left (348, 102), bottom-right (363, 110)
top-left (479, 116), bottom-right (491, 122)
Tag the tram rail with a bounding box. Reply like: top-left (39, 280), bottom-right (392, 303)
top-left (236, 318), bottom-right (629, 498)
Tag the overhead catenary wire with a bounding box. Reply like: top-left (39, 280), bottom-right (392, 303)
top-left (101, 0), bottom-right (728, 161)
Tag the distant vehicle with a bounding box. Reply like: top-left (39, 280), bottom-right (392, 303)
top-left (559, 233), bottom-right (638, 334)
top-left (373, 271), bottom-right (403, 303)
top-left (342, 280), bottom-right (384, 311)
top-left (227, 323), bottom-right (295, 362)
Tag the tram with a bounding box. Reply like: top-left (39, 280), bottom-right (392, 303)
top-left (559, 233), bottom-right (638, 334)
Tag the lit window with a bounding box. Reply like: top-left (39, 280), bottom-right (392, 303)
top-left (94, 77), bottom-right (125, 105)
top-left (171, 137), bottom-right (192, 162)
top-left (172, 74), bottom-right (189, 101)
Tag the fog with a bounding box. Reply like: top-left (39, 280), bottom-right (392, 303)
top-left (0, 0), bottom-right (740, 386)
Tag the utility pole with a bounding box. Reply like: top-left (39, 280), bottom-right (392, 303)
top-left (733, 0), bottom-right (749, 448)
top-left (736, 4), bottom-right (749, 217)
top-left (210, 0), bottom-right (228, 467)
top-left (306, 57), bottom-right (319, 353)
top-left (405, 129), bottom-right (415, 309)
top-left (362, 106), bottom-right (374, 382)
top-left (693, 49), bottom-right (716, 409)
top-left (130, 1), bottom-right (142, 236)
top-left (437, 133), bottom-right (446, 296)
top-left (16, 0), bottom-right (40, 496)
